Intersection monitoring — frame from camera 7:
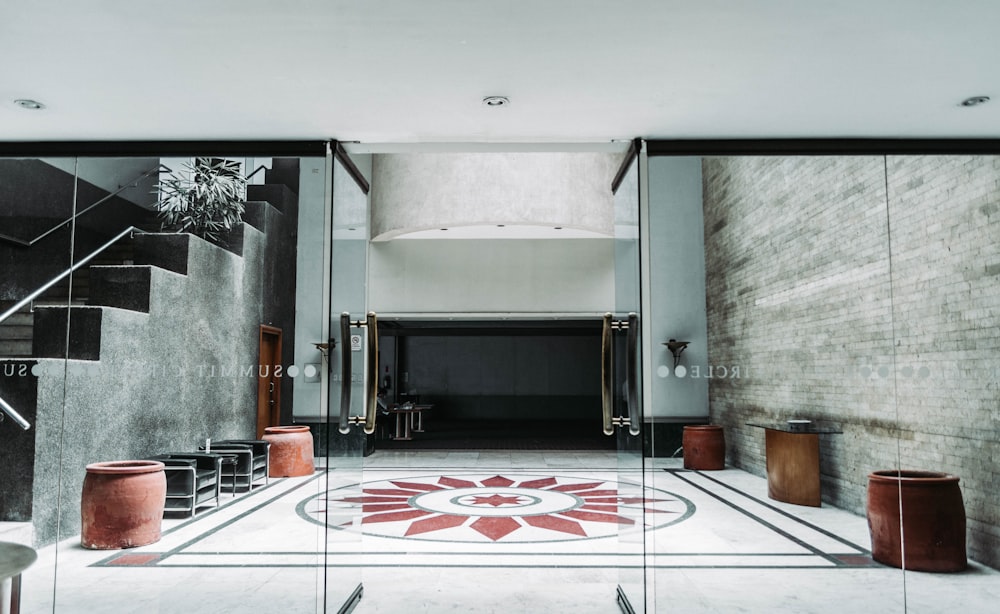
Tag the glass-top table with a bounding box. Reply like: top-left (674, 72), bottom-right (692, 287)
top-left (747, 421), bottom-right (843, 434)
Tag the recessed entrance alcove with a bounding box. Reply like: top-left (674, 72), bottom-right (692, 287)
top-left (375, 319), bottom-right (612, 450)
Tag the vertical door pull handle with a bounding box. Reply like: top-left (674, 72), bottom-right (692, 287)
top-left (626, 312), bottom-right (641, 436)
top-left (601, 312), bottom-right (614, 435)
top-left (363, 312), bottom-right (379, 435)
top-left (338, 312), bottom-right (352, 434)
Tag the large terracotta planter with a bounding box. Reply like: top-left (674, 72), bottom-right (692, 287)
top-left (81, 460), bottom-right (166, 550)
top-left (683, 425), bottom-right (726, 470)
top-left (866, 470), bottom-right (967, 572)
top-left (263, 425), bottom-right (315, 477)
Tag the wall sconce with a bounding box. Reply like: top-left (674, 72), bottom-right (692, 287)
top-left (313, 339), bottom-right (335, 374)
top-left (313, 340), bottom-right (334, 358)
top-left (664, 339), bottom-right (690, 368)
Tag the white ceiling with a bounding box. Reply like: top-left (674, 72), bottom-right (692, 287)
top-left (2, 0), bottom-right (998, 145)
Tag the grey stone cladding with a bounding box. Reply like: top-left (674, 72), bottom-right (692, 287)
top-left (702, 155), bottom-right (1000, 568)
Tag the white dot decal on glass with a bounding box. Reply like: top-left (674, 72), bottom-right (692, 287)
top-left (674, 365), bottom-right (687, 378)
top-left (917, 366), bottom-right (931, 378)
top-left (303, 364), bottom-right (318, 378)
top-left (286, 365), bottom-right (300, 378)
top-left (877, 366), bottom-right (890, 378)
top-left (657, 365), bottom-right (670, 378)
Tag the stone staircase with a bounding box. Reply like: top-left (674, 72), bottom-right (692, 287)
top-left (0, 236), bottom-right (137, 357)
top-left (0, 158), bottom-right (301, 533)
top-left (0, 158), bottom-right (299, 359)
top-left (0, 158), bottom-right (300, 361)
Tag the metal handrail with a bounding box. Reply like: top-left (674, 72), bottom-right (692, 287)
top-left (0, 395), bottom-right (31, 430)
top-left (0, 164), bottom-right (170, 248)
top-left (0, 225), bottom-right (143, 327)
top-left (0, 225), bottom-right (145, 431)
top-left (244, 164), bottom-right (268, 182)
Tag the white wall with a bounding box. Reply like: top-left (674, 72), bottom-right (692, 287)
top-left (645, 157), bottom-right (710, 420)
top-left (369, 238), bottom-right (615, 316)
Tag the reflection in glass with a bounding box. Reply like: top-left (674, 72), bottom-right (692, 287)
top-left (0, 155), bottom-right (356, 612)
top-left (664, 153), bottom-right (999, 612)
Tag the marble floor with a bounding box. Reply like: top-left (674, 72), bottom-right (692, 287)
top-left (10, 450), bottom-right (1000, 613)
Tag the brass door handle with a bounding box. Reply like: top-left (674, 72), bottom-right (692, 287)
top-left (601, 312), bottom-right (614, 435)
top-left (363, 312), bottom-right (379, 435)
top-left (626, 312), bottom-right (640, 436)
top-left (338, 312), bottom-right (352, 434)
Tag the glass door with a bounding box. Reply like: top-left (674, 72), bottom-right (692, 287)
top-left (606, 141), bottom-right (647, 613)
top-left (320, 146), bottom-right (373, 612)
top-left (0, 152), bottom-right (354, 613)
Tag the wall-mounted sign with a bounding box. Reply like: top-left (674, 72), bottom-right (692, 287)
top-left (351, 334), bottom-right (363, 352)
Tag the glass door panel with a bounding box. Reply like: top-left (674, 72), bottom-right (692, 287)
top-left (26, 153), bottom-right (347, 613)
top-left (321, 149), bottom-right (373, 612)
top-left (609, 144), bottom-right (646, 613)
top-left (0, 155), bottom-right (77, 613)
top-left (643, 153), bottom-right (912, 612)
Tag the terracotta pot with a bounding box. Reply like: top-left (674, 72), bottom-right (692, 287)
top-left (866, 470), bottom-right (967, 572)
top-left (81, 460), bottom-right (166, 550)
top-left (683, 425), bottom-right (726, 470)
top-left (263, 425), bottom-right (315, 477)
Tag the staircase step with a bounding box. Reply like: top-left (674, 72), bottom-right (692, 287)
top-left (242, 201), bottom-right (272, 231)
top-left (0, 304), bottom-right (32, 357)
top-left (0, 340), bottom-right (32, 357)
top-left (133, 233), bottom-right (190, 275)
top-left (246, 184), bottom-right (296, 213)
top-left (0, 310), bottom-right (32, 327)
top-left (264, 158), bottom-right (300, 194)
top-left (88, 266), bottom-right (152, 313)
top-left (32, 306), bottom-right (102, 360)
top-left (0, 324), bottom-right (33, 340)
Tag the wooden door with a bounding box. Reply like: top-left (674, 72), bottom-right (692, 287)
top-left (257, 325), bottom-right (282, 438)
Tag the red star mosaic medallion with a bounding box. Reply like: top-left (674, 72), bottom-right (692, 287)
top-left (299, 473), bottom-right (693, 543)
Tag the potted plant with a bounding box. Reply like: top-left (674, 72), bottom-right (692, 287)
top-left (155, 157), bottom-right (247, 243)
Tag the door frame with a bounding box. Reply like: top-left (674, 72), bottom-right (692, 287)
top-left (257, 324), bottom-right (282, 438)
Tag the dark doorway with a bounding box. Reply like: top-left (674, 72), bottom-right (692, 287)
top-left (375, 319), bottom-right (613, 451)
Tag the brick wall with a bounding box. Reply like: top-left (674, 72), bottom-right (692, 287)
top-left (702, 155), bottom-right (1000, 568)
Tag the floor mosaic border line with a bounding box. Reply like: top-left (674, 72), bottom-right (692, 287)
top-left (91, 466), bottom-right (882, 571)
top-left (676, 468), bottom-right (872, 555)
top-left (663, 469), bottom-right (865, 567)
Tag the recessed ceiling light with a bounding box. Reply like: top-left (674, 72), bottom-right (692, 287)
top-left (960, 95), bottom-right (990, 107)
top-left (14, 99), bottom-right (45, 110)
top-left (482, 96), bottom-right (510, 107)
